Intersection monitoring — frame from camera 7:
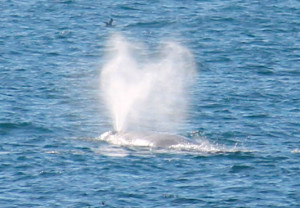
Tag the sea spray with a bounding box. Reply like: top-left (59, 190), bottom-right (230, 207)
top-left (100, 34), bottom-right (196, 133)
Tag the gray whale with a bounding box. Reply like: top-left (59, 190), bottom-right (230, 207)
top-left (99, 131), bottom-right (198, 148)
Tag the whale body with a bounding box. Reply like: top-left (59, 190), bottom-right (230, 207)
top-left (99, 131), bottom-right (198, 148)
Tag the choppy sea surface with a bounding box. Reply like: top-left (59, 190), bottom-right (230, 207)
top-left (1, 0), bottom-right (299, 207)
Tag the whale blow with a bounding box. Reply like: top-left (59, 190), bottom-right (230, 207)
top-left (100, 34), bottom-right (196, 133)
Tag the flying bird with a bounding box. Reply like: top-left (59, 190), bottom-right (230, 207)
top-left (104, 18), bottom-right (113, 27)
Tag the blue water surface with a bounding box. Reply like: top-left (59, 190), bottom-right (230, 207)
top-left (1, 0), bottom-right (299, 207)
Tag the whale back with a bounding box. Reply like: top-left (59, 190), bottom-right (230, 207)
top-left (99, 131), bottom-right (197, 148)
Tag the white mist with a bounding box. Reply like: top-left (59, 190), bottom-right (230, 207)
top-left (100, 34), bottom-right (196, 133)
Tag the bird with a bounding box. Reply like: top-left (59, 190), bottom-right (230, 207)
top-left (104, 18), bottom-right (113, 27)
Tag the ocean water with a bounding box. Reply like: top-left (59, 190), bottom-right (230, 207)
top-left (1, 0), bottom-right (300, 207)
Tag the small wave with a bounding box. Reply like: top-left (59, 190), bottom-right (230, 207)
top-left (0, 121), bottom-right (52, 135)
top-left (229, 164), bottom-right (255, 173)
top-left (119, 5), bottom-right (140, 11)
top-left (0, 151), bottom-right (11, 155)
top-left (45, 150), bottom-right (60, 155)
top-left (291, 149), bottom-right (300, 154)
top-left (127, 20), bottom-right (176, 28)
top-left (92, 145), bottom-right (129, 157)
top-left (0, 122), bottom-right (31, 129)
